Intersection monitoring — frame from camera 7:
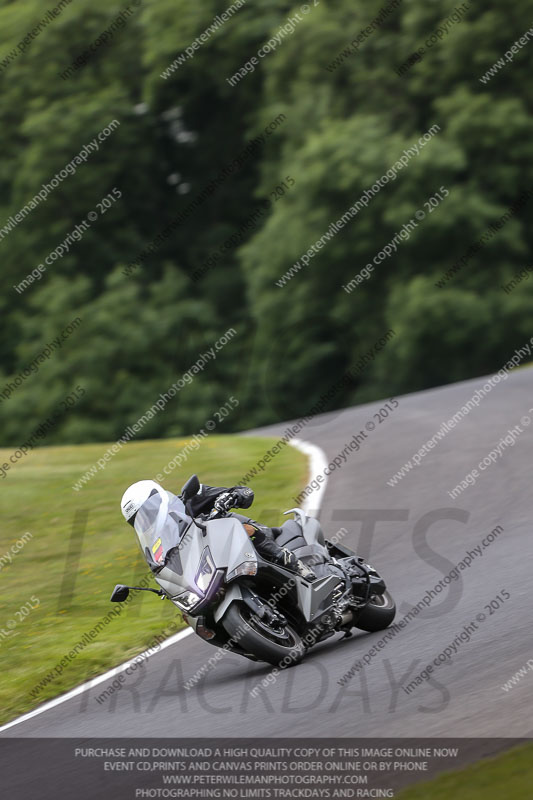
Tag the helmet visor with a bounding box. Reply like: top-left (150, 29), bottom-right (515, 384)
top-left (134, 492), bottom-right (191, 567)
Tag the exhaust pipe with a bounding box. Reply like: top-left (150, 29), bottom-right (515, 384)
top-left (341, 610), bottom-right (354, 627)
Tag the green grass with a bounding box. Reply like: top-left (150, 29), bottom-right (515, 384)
top-left (0, 434), bottom-right (308, 726)
top-left (397, 742), bottom-right (533, 799)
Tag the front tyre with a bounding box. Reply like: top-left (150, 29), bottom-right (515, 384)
top-left (222, 601), bottom-right (305, 667)
top-left (355, 590), bottom-right (396, 632)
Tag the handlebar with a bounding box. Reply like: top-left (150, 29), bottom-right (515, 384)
top-left (193, 493), bottom-right (239, 526)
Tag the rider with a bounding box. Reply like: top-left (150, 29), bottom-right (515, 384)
top-left (120, 479), bottom-right (316, 580)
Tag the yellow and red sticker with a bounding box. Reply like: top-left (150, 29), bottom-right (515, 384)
top-left (152, 537), bottom-right (164, 563)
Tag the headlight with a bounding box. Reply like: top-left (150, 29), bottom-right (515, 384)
top-left (195, 547), bottom-right (216, 592)
top-left (173, 590), bottom-right (201, 611)
top-left (226, 560), bottom-right (258, 581)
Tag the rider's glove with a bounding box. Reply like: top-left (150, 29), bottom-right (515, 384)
top-left (214, 492), bottom-right (236, 513)
top-left (232, 487), bottom-right (254, 509)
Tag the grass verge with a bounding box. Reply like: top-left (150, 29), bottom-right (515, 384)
top-left (397, 741), bottom-right (533, 799)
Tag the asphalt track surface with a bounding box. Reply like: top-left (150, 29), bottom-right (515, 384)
top-left (3, 368), bottom-right (533, 740)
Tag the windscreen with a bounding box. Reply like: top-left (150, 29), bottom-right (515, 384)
top-left (133, 491), bottom-right (192, 568)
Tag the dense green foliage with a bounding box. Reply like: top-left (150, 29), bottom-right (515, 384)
top-left (1, 0), bottom-right (532, 445)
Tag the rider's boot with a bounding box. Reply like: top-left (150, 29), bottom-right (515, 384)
top-left (248, 525), bottom-right (317, 580)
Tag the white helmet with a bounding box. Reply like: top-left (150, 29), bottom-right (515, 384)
top-left (120, 480), bottom-right (167, 525)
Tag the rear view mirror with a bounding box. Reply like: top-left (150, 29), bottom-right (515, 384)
top-left (110, 584), bottom-right (130, 602)
top-left (181, 474), bottom-right (200, 502)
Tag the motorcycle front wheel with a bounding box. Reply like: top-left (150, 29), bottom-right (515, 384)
top-left (222, 600), bottom-right (305, 668)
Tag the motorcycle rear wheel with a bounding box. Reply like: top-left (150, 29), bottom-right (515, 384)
top-left (355, 590), bottom-right (396, 632)
top-left (222, 600), bottom-right (305, 667)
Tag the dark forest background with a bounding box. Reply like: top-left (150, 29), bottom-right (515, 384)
top-left (1, 0), bottom-right (532, 446)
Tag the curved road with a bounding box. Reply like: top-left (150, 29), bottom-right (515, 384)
top-left (3, 368), bottom-right (533, 741)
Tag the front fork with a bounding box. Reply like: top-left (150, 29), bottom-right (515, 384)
top-left (240, 584), bottom-right (286, 627)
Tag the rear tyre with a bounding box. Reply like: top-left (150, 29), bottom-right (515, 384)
top-left (355, 590), bottom-right (396, 632)
top-left (222, 600), bottom-right (305, 667)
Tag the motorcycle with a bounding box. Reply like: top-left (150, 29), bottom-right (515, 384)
top-left (110, 474), bottom-right (396, 667)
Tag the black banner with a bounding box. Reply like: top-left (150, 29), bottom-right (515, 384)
top-left (0, 738), bottom-right (526, 799)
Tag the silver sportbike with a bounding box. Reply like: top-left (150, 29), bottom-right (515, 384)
top-left (110, 475), bottom-right (396, 666)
